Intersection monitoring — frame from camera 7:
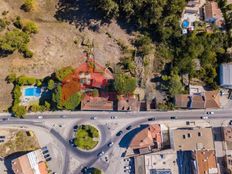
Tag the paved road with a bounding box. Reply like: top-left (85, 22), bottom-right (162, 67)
top-left (1, 109), bottom-right (232, 174)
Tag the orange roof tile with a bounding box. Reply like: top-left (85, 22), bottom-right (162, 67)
top-left (129, 124), bottom-right (162, 150)
top-left (195, 150), bottom-right (218, 174)
top-left (205, 90), bottom-right (220, 108)
top-left (38, 162), bottom-right (48, 174)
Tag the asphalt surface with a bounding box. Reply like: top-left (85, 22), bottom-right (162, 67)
top-left (1, 109), bottom-right (232, 174)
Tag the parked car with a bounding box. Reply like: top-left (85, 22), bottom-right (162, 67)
top-left (0, 136), bottom-right (5, 139)
top-left (98, 151), bottom-right (105, 157)
top-left (124, 166), bottom-right (131, 169)
top-left (108, 142), bottom-right (114, 147)
top-left (148, 117), bottom-right (155, 121)
top-left (44, 154), bottom-right (50, 158)
top-left (60, 115), bottom-right (66, 118)
top-left (38, 116), bottom-right (43, 119)
top-left (116, 131), bottom-right (123, 136)
top-left (46, 157), bottom-right (52, 161)
top-left (42, 146), bottom-right (48, 151)
top-left (126, 125), bottom-right (132, 130)
top-left (170, 116), bottom-right (176, 119)
top-left (73, 125), bottom-right (78, 132)
top-left (123, 158), bottom-right (131, 162)
top-left (2, 118), bottom-right (9, 121)
top-left (42, 150), bottom-right (49, 154)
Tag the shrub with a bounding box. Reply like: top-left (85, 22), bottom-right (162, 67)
top-left (23, 21), bottom-right (39, 34)
top-left (47, 79), bottom-right (55, 90)
top-left (21, 0), bottom-right (34, 12)
top-left (0, 18), bottom-right (6, 31)
top-left (13, 16), bottom-right (23, 29)
top-left (17, 76), bottom-right (36, 85)
top-left (55, 66), bottom-right (74, 81)
top-left (29, 104), bottom-right (42, 112)
top-left (91, 168), bottom-right (102, 174)
top-left (12, 104), bottom-right (26, 118)
top-left (20, 45), bottom-right (33, 58)
top-left (36, 79), bottom-right (42, 87)
top-left (6, 73), bottom-right (17, 83)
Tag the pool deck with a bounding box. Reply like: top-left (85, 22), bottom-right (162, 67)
top-left (20, 86), bottom-right (43, 106)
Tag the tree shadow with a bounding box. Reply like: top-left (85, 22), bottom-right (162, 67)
top-left (54, 0), bottom-right (111, 31)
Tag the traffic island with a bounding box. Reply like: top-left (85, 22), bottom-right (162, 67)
top-left (74, 124), bottom-right (100, 151)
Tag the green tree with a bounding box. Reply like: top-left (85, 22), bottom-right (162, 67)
top-left (0, 18), bottom-right (6, 31)
top-left (12, 105), bottom-right (26, 118)
top-left (63, 92), bottom-right (82, 110)
top-left (17, 76), bottom-right (36, 85)
top-left (6, 73), bottom-right (17, 83)
top-left (168, 73), bottom-right (183, 97)
top-left (114, 73), bottom-right (136, 95)
top-left (91, 168), bottom-right (102, 174)
top-left (0, 29), bottom-right (30, 55)
top-left (23, 21), bottom-right (39, 34)
top-left (55, 66), bottom-right (74, 81)
top-left (48, 79), bottom-right (55, 90)
top-left (30, 104), bottom-right (42, 112)
top-left (21, 0), bottom-right (34, 12)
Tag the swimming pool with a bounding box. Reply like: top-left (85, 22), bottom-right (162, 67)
top-left (24, 87), bottom-right (41, 97)
top-left (182, 20), bottom-right (189, 28)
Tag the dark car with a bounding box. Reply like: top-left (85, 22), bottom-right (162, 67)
top-left (42, 146), bottom-right (48, 151)
top-left (46, 157), bottom-right (52, 161)
top-left (44, 154), bottom-right (50, 158)
top-left (126, 126), bottom-right (132, 130)
top-left (148, 117), bottom-right (155, 121)
top-left (116, 131), bottom-right (123, 136)
top-left (170, 116), bottom-right (176, 119)
top-left (42, 149), bottom-right (49, 154)
top-left (0, 136), bottom-right (5, 139)
top-left (73, 125), bottom-right (78, 132)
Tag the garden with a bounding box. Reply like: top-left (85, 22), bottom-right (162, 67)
top-left (74, 125), bottom-right (100, 150)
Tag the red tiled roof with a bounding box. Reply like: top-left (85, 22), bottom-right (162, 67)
top-left (129, 124), bottom-right (162, 150)
top-left (195, 150), bottom-right (218, 174)
top-left (81, 96), bottom-right (113, 111)
top-left (61, 58), bottom-right (113, 101)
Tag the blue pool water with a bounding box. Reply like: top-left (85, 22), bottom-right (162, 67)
top-left (24, 87), bottom-right (41, 97)
top-left (182, 20), bottom-right (189, 28)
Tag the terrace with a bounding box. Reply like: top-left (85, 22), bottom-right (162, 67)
top-left (21, 86), bottom-right (42, 106)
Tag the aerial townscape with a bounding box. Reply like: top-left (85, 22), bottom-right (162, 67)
top-left (1, 0), bottom-right (232, 174)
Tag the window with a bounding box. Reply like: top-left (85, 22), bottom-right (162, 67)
top-left (198, 132), bottom-right (202, 136)
top-left (187, 133), bottom-right (191, 138)
top-left (183, 135), bottom-right (186, 139)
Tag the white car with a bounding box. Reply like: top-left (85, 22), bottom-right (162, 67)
top-left (98, 151), bottom-right (105, 157)
top-left (207, 111), bottom-right (214, 115)
top-left (38, 116), bottom-right (43, 119)
top-left (201, 116), bottom-right (208, 119)
top-left (108, 142), bottom-right (114, 147)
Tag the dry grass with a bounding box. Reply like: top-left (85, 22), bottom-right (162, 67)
top-left (0, 130), bottom-right (40, 157)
